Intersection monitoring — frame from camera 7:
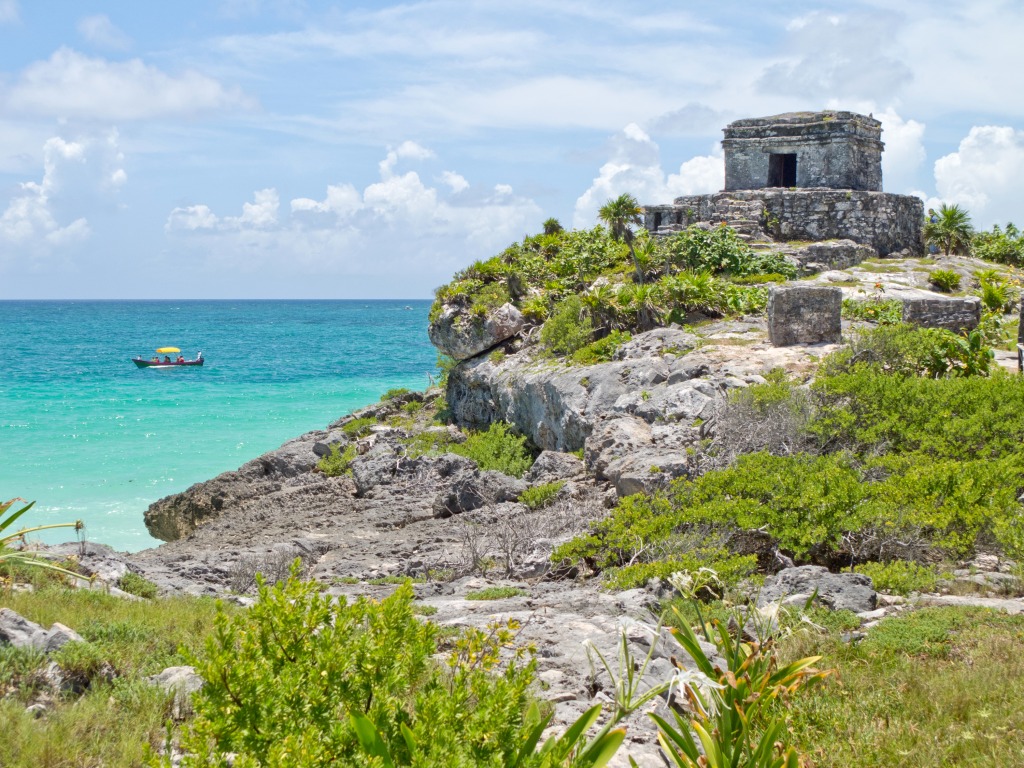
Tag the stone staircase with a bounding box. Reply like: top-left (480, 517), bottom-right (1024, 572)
top-left (711, 197), bottom-right (772, 243)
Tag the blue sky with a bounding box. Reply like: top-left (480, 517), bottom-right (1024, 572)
top-left (2, 0), bottom-right (1024, 299)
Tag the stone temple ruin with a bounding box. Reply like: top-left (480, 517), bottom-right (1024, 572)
top-left (643, 111), bottom-right (924, 259)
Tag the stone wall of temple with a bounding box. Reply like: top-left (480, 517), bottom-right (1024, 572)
top-left (643, 189), bottom-right (924, 256)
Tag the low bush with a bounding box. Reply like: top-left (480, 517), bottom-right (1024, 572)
top-left (380, 387), bottom-right (411, 401)
top-left (520, 481), bottom-right (565, 510)
top-left (342, 416), bottom-right (377, 437)
top-left (841, 298), bottom-right (903, 325)
top-left (569, 330), bottom-right (631, 365)
top-left (450, 422), bottom-right (534, 478)
top-left (317, 443), bottom-right (357, 477)
top-left (853, 560), bottom-right (943, 596)
top-left (929, 268), bottom-right (961, 292)
top-left (540, 295), bottom-right (593, 356)
top-left (117, 572), bottom-right (159, 599)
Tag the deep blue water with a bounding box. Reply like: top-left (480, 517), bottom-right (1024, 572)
top-left (0, 300), bottom-right (435, 551)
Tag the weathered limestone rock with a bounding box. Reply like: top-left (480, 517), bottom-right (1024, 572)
top-left (784, 239), bottom-right (876, 275)
top-left (148, 666), bottom-right (205, 719)
top-left (767, 286), bottom-right (842, 346)
top-left (0, 608), bottom-right (48, 650)
top-left (432, 470), bottom-right (527, 517)
top-left (446, 329), bottom-right (702, 452)
top-left (901, 294), bottom-right (981, 332)
top-left (759, 566), bottom-right (877, 613)
top-left (524, 451), bottom-right (586, 484)
top-left (0, 608), bottom-right (86, 652)
top-left (427, 302), bottom-right (525, 361)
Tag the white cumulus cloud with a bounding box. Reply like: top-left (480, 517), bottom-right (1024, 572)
top-left (5, 48), bottom-right (253, 120)
top-left (933, 125), bottom-right (1024, 227)
top-left (573, 123), bottom-right (722, 228)
top-left (165, 144), bottom-right (542, 282)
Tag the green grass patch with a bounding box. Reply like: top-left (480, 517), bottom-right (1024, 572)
top-left (342, 416), bottom-right (377, 437)
top-left (116, 572), bottom-right (159, 599)
top-left (380, 387), bottom-right (411, 401)
top-left (853, 560), bottom-right (945, 595)
top-left (316, 443), bottom-right (356, 477)
top-left (785, 607), bottom-right (1024, 766)
top-left (449, 422), bottom-right (534, 478)
top-left (465, 586), bottom-right (528, 600)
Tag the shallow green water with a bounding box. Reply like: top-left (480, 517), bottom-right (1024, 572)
top-left (0, 300), bottom-right (435, 551)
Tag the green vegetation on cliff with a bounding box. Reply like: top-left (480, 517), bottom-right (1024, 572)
top-left (431, 217), bottom-right (797, 358)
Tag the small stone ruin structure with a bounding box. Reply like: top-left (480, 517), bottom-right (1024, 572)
top-left (724, 111), bottom-right (883, 192)
top-left (643, 111), bottom-right (923, 257)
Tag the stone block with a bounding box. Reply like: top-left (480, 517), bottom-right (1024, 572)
top-left (901, 296), bottom-right (981, 333)
top-left (767, 286), bottom-right (842, 346)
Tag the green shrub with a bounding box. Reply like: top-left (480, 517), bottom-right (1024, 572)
top-left (929, 269), bottom-right (961, 292)
top-left (600, 553), bottom-right (756, 591)
top-left (159, 570), bottom-right (550, 767)
top-left (402, 399), bottom-right (425, 414)
top-left (841, 298), bottom-right (903, 325)
top-left (569, 330), bottom-right (631, 365)
top-left (465, 586), bottom-right (528, 600)
top-left (973, 222), bottom-right (1024, 266)
top-left (540, 295), bottom-right (593, 356)
top-left (317, 443), bottom-right (357, 477)
top-left (117, 572), bottom-right (159, 599)
top-left (727, 272), bottom-right (790, 285)
top-left (520, 481), bottom-right (565, 510)
top-left (342, 416), bottom-right (377, 437)
top-left (853, 560), bottom-right (943, 595)
top-left (380, 388), bottom-right (411, 401)
top-left (450, 422), bottom-right (534, 478)
top-left (979, 277), bottom-right (1015, 313)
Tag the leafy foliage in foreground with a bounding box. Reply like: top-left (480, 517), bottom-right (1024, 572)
top-left (156, 569), bottom-right (629, 768)
top-left (449, 421), bottom-right (535, 478)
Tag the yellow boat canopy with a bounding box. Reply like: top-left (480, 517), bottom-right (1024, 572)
top-left (156, 347), bottom-right (180, 354)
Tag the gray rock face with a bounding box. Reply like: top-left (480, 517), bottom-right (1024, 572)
top-left (39, 542), bottom-right (130, 583)
top-left (758, 566), bottom-right (877, 613)
top-left (427, 302), bottom-right (525, 361)
top-left (768, 286), bottom-right (842, 346)
top-left (902, 294), bottom-right (981, 333)
top-left (446, 328), bottom-right (703, 453)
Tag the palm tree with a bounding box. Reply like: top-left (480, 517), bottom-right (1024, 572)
top-left (542, 217), bottom-right (563, 235)
top-left (599, 193), bottom-right (645, 284)
top-left (924, 203), bottom-right (974, 256)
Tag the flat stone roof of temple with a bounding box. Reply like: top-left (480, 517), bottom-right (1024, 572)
top-left (726, 111), bottom-right (881, 130)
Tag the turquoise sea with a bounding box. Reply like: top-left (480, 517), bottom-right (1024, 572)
top-left (1, 300), bottom-right (435, 552)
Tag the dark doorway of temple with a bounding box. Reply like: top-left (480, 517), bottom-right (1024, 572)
top-left (768, 153), bottom-right (797, 187)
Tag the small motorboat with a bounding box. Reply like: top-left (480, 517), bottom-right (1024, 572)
top-left (132, 347), bottom-right (204, 369)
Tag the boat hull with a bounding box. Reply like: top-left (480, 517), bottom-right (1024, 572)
top-left (132, 358), bottom-right (204, 368)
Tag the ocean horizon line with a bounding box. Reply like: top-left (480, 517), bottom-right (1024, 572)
top-left (0, 297), bottom-right (434, 303)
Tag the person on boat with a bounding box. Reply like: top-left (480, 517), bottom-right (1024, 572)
top-left (177, 355), bottom-right (185, 363)
top-left (151, 356), bottom-right (159, 362)
top-left (163, 355), bottom-right (172, 363)
top-left (197, 351), bottom-right (203, 361)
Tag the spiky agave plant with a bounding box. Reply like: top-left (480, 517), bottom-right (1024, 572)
top-left (0, 498), bottom-right (88, 584)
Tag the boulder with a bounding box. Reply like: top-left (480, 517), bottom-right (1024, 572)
top-left (524, 451), bottom-right (586, 484)
top-left (428, 302), bottom-right (525, 361)
top-left (148, 666), bottom-right (205, 720)
top-left (39, 542), bottom-right (130, 583)
top-left (758, 565), bottom-right (876, 613)
top-left (432, 470), bottom-right (527, 517)
top-left (43, 623), bottom-right (85, 653)
top-left (585, 417), bottom-right (653, 479)
top-left (0, 608), bottom-right (47, 650)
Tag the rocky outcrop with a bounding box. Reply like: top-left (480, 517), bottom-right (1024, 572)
top-left (758, 565), bottom-right (877, 613)
top-left (428, 302), bottom-right (525, 361)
